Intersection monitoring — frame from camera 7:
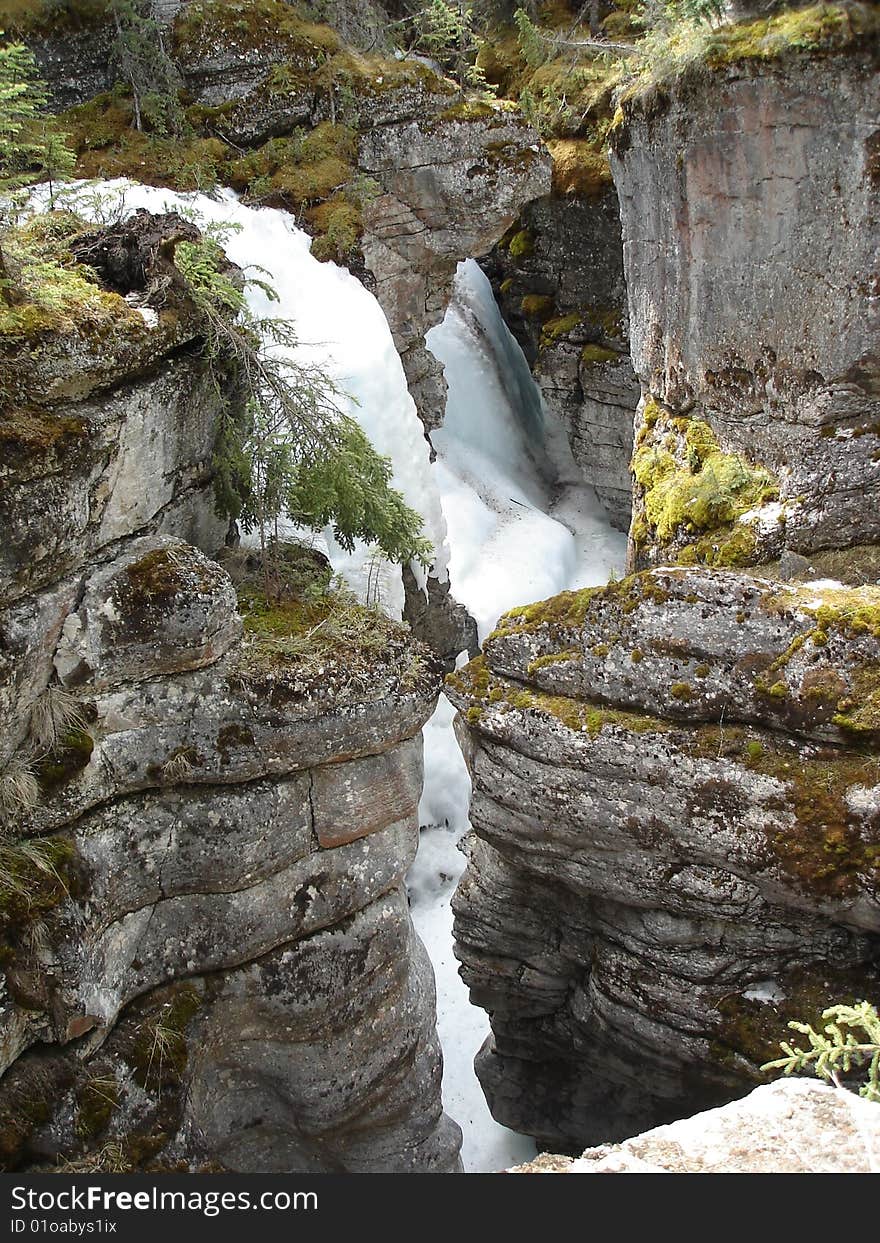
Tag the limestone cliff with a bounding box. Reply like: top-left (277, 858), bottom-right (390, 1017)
top-left (0, 213), bottom-right (460, 1172)
top-left (13, 1), bottom-right (557, 672)
top-left (446, 12), bottom-right (880, 1153)
top-left (611, 22), bottom-right (880, 572)
top-left (448, 567), bottom-right (880, 1148)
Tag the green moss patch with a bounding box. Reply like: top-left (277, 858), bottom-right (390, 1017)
top-left (173, 0), bottom-right (340, 63)
top-left (234, 545), bottom-right (432, 700)
top-left (711, 964), bottom-right (876, 1079)
top-left (507, 228), bottom-right (534, 259)
top-left (1, 0), bottom-right (109, 36)
top-left (0, 212), bottom-right (139, 349)
top-left (632, 408), bottom-right (777, 558)
top-left (124, 983), bottom-right (203, 1090)
top-left (546, 138), bottom-right (612, 197)
top-left (580, 342), bottom-right (619, 366)
top-left (0, 835), bottom-right (74, 941)
top-left (488, 570), bottom-right (673, 644)
top-left (34, 729), bottom-right (94, 793)
top-left (0, 409), bottom-right (89, 467)
top-left (447, 655), bottom-right (669, 739)
top-left (520, 293), bottom-right (555, 321)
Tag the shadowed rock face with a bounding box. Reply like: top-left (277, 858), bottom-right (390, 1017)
top-left (610, 46), bottom-right (880, 570)
top-left (481, 189), bottom-right (639, 532)
top-left (447, 566), bottom-right (880, 1149)
top-left (0, 215), bottom-right (460, 1173)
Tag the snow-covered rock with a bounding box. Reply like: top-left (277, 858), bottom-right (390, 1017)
top-left (511, 1081), bottom-right (880, 1174)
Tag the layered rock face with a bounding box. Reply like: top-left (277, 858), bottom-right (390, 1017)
top-left (610, 42), bottom-right (880, 571)
top-left (0, 219), bottom-right (459, 1171)
top-left (481, 187), bottom-right (638, 532)
top-left (447, 567), bottom-right (879, 1148)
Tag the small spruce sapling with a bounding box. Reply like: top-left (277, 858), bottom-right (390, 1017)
top-left (762, 1001), bottom-right (880, 1103)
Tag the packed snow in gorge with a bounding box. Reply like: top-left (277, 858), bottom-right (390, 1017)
top-left (45, 181), bottom-right (625, 1171)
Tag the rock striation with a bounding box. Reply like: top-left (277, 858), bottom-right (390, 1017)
top-left (447, 566), bottom-right (880, 1149)
top-left (0, 213), bottom-right (460, 1172)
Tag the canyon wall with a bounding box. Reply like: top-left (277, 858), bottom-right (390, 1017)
top-left (0, 217), bottom-right (460, 1172)
top-left (612, 36), bottom-right (880, 573)
top-left (450, 23), bottom-right (880, 1151)
top-left (481, 186), bottom-right (638, 532)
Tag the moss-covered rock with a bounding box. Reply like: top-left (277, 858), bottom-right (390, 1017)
top-left (630, 402), bottom-right (781, 569)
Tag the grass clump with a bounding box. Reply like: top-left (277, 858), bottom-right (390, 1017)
top-left (0, 834), bottom-right (73, 938)
top-left (230, 541), bottom-right (432, 700)
top-left (0, 211), bottom-right (137, 345)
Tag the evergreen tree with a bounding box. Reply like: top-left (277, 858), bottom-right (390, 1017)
top-left (109, 0), bottom-right (184, 134)
top-left (0, 37), bottom-right (74, 198)
top-left (175, 232), bottom-right (432, 599)
top-left (399, 1), bottom-right (488, 91)
top-left (0, 36), bottom-right (75, 295)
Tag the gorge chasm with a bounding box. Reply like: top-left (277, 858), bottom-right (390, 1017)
top-left (0, 0), bottom-right (878, 1173)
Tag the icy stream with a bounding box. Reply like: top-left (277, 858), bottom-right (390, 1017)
top-left (52, 184), bottom-right (626, 1171)
top-left (411, 261), bottom-right (626, 1171)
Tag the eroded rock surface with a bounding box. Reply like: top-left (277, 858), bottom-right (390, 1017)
top-left (0, 214), bottom-right (459, 1173)
top-left (447, 566), bottom-right (880, 1149)
top-left (360, 103), bottom-right (551, 430)
top-left (482, 189), bottom-right (638, 531)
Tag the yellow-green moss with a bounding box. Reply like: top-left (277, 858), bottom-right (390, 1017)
top-left (615, 1), bottom-right (879, 122)
top-left (540, 312), bottom-right (581, 344)
top-left (0, 213), bottom-right (140, 346)
top-left (489, 571), bottom-right (675, 646)
top-left (703, 2), bottom-right (879, 67)
top-left (580, 343), bottom-right (619, 367)
top-left (0, 409), bottom-right (89, 463)
top-left (520, 294), bottom-right (555, 321)
top-left (438, 99), bottom-right (499, 123)
top-left (832, 665), bottom-right (880, 737)
top-left (447, 659), bottom-right (670, 739)
top-left (546, 138), bottom-right (612, 197)
top-left (527, 649), bottom-right (580, 675)
top-left (632, 413), bottom-right (778, 546)
top-left (508, 229), bottom-right (535, 260)
top-left (235, 569), bottom-right (430, 698)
